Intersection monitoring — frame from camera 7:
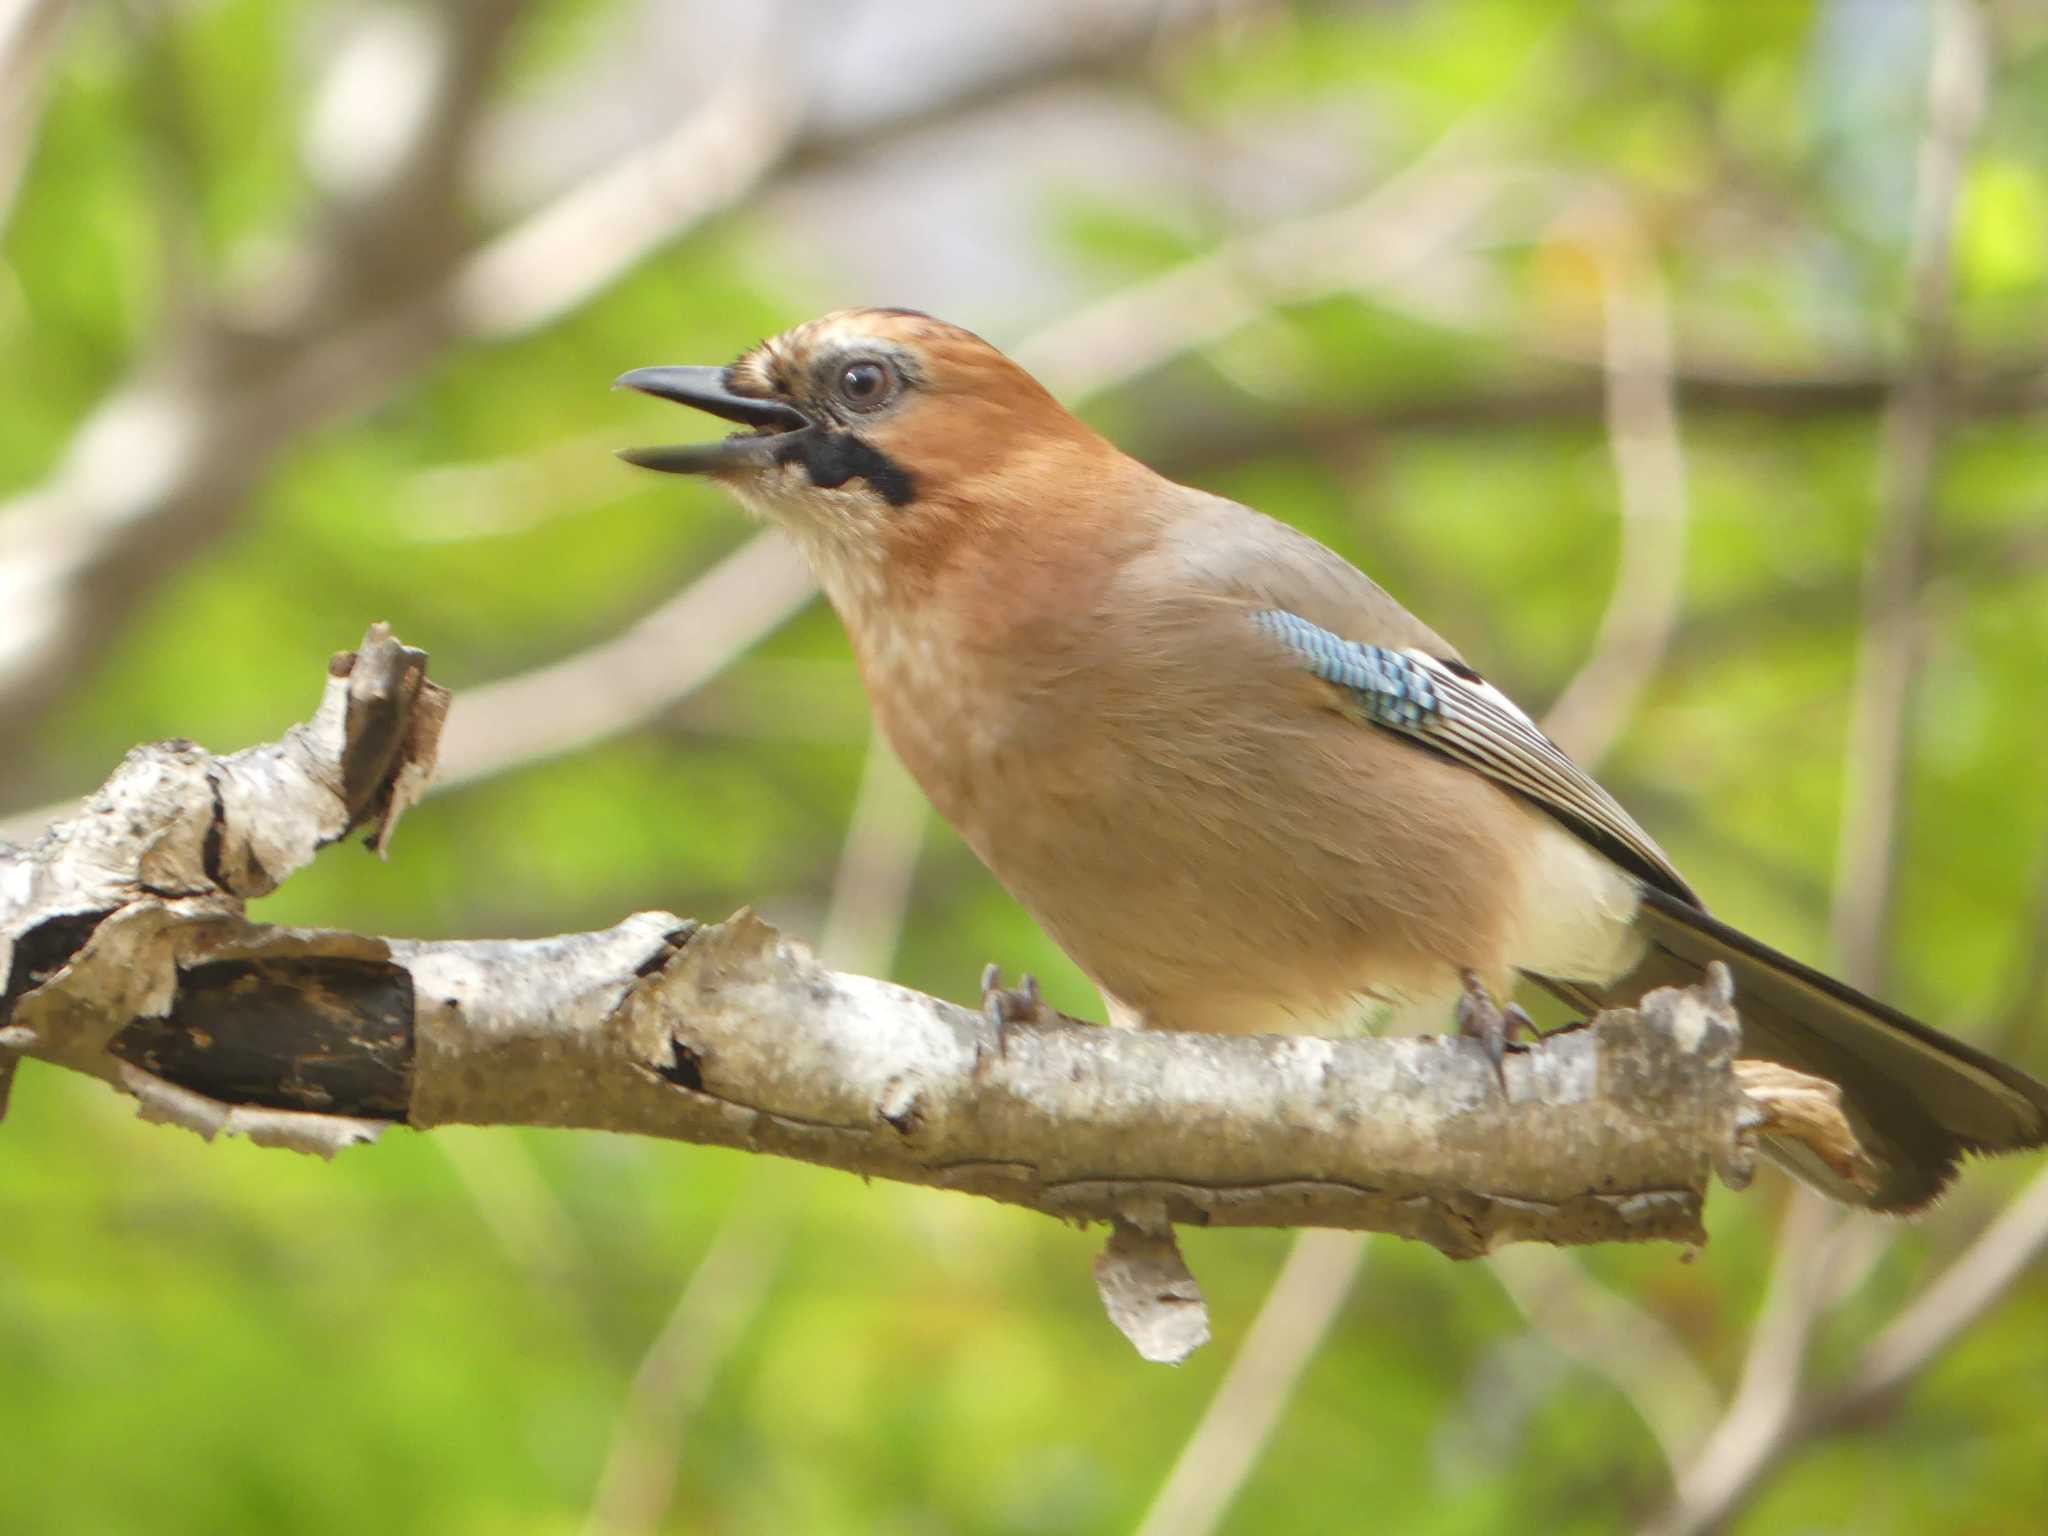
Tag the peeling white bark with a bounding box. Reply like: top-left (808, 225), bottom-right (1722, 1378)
top-left (2, 628), bottom-right (1795, 1358)
top-left (0, 624), bottom-right (443, 1131)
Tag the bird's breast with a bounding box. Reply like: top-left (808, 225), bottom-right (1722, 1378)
top-left (849, 601), bottom-right (1094, 838)
top-left (838, 561), bottom-right (1643, 1038)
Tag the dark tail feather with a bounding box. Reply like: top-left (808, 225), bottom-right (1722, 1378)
top-left (1534, 888), bottom-right (2048, 1212)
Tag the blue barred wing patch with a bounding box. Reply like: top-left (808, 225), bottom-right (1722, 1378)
top-left (1249, 606), bottom-right (1697, 902)
top-left (1250, 609), bottom-right (1441, 729)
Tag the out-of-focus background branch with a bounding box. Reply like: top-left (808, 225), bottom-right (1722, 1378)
top-left (4, 2), bottom-right (2047, 1533)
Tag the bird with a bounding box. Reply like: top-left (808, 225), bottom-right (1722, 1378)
top-left (615, 306), bottom-right (2048, 1213)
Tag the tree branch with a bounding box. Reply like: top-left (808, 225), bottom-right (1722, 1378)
top-left (1, 628), bottom-right (1785, 1358)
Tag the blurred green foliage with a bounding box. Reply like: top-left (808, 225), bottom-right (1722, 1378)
top-left (4, 2), bottom-right (2048, 1533)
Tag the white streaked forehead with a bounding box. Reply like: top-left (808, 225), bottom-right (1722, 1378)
top-left (807, 309), bottom-right (904, 348)
top-left (728, 309), bottom-right (938, 394)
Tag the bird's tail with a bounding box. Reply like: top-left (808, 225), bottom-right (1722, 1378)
top-left (1537, 888), bottom-right (2048, 1212)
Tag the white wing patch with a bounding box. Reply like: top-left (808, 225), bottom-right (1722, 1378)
top-left (1406, 651), bottom-right (1528, 724)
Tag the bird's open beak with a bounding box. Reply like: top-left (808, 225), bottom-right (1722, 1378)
top-left (614, 365), bottom-right (810, 474)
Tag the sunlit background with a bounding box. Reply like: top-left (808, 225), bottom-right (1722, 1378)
top-left (4, 1), bottom-right (2047, 1532)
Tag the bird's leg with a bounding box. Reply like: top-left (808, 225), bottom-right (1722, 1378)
top-left (1457, 971), bottom-right (1532, 1091)
top-left (980, 964), bottom-right (1051, 1056)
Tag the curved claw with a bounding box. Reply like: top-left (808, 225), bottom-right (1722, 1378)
top-left (1457, 971), bottom-right (1531, 1093)
top-left (979, 964), bottom-right (1048, 1055)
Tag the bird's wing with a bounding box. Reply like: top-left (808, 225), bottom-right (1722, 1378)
top-left (1140, 494), bottom-right (1696, 904)
top-left (1247, 607), bottom-right (1699, 905)
top-left (1155, 492), bottom-right (1469, 661)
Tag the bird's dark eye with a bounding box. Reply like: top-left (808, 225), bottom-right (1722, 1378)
top-left (837, 359), bottom-right (895, 411)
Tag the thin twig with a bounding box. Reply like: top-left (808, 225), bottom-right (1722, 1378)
top-left (450, 18), bottom-right (798, 339)
top-left (1489, 1243), bottom-right (1720, 1474)
top-left (578, 1195), bottom-right (787, 1536)
top-left (1826, 1160), bottom-right (2048, 1413)
top-left (1539, 209), bottom-right (1690, 763)
top-left (816, 730), bottom-right (929, 978)
top-left (1645, 6), bottom-right (1988, 1530)
top-left (0, 0), bottom-right (68, 239)
top-left (1641, 1193), bottom-right (1841, 1536)
top-left (1132, 1231), bottom-right (1369, 1536)
top-left (432, 1124), bottom-right (600, 1333)
top-left (434, 534), bottom-right (818, 793)
top-left (1828, 0), bottom-right (1983, 995)
top-left (1652, 1161), bottom-right (2048, 1535)
top-left (1013, 122), bottom-right (1522, 398)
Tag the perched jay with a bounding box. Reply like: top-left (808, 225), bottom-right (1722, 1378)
top-left (618, 307), bottom-right (2048, 1212)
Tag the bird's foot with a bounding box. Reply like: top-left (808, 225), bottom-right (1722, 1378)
top-left (980, 964), bottom-right (1050, 1056)
top-left (1456, 971), bottom-right (1532, 1092)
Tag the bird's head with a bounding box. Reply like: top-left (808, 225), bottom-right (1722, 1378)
top-left (616, 309), bottom-right (1115, 601)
